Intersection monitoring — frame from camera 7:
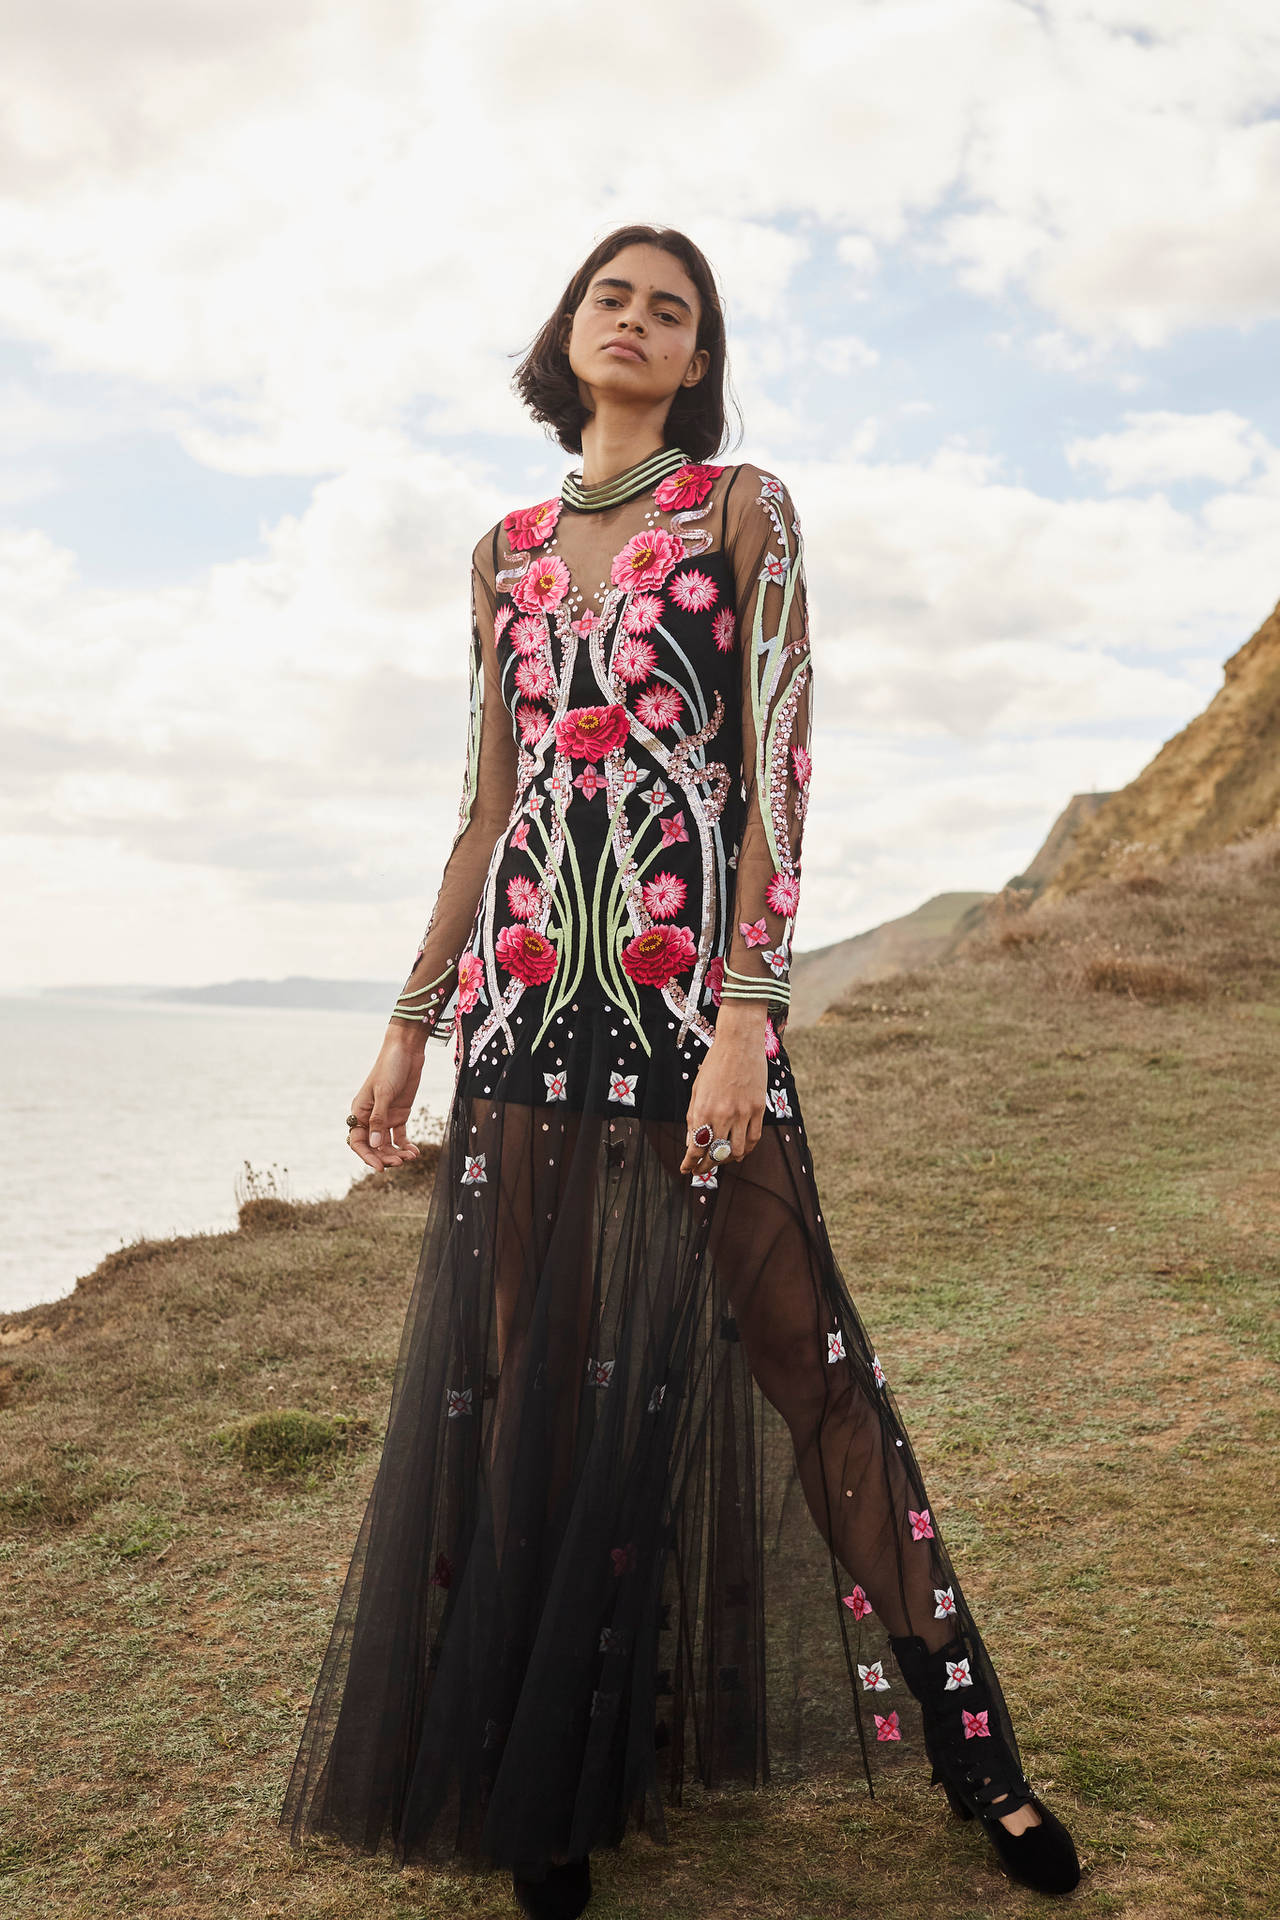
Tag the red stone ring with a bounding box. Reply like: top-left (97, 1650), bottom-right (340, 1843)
top-left (691, 1123), bottom-right (713, 1148)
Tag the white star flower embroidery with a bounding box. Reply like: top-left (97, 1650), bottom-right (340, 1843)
top-left (934, 1586), bottom-right (957, 1619)
top-left (461, 1153), bottom-right (487, 1185)
top-left (609, 1072), bottom-right (638, 1106)
top-left (445, 1387), bottom-right (472, 1418)
top-left (827, 1329), bottom-right (846, 1363)
top-left (544, 1071), bottom-right (567, 1101)
top-left (857, 1661), bottom-right (890, 1692)
top-left (944, 1658), bottom-right (973, 1689)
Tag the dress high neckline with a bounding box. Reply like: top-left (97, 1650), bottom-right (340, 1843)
top-left (561, 444), bottom-right (690, 512)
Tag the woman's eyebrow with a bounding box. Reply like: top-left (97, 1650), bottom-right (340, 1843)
top-left (589, 275), bottom-right (693, 316)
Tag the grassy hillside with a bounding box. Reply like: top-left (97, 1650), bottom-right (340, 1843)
top-left (3, 835), bottom-right (1279, 1920)
top-left (1043, 598), bottom-right (1280, 900)
top-left (790, 891), bottom-right (991, 1028)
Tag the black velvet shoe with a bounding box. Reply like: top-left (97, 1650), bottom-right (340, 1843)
top-left (889, 1633), bottom-right (1081, 1897)
top-left (511, 1854), bottom-right (593, 1918)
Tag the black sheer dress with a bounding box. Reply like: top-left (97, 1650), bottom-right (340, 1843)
top-left (278, 450), bottom-right (1028, 1873)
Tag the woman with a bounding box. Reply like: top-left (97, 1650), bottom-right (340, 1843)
top-left (278, 224), bottom-right (1080, 1916)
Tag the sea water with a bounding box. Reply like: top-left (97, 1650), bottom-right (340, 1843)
top-left (0, 996), bottom-right (459, 1313)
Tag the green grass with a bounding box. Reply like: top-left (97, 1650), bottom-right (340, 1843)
top-left (1, 835), bottom-right (1278, 1918)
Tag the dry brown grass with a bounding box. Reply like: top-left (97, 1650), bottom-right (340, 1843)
top-left (1, 833), bottom-right (1278, 1919)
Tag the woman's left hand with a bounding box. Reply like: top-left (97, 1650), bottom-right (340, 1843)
top-left (680, 1001), bottom-right (770, 1173)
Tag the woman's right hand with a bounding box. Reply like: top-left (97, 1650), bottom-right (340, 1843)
top-left (346, 1022), bottom-right (429, 1171)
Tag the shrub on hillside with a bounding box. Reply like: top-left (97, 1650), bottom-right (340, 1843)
top-left (214, 1408), bottom-right (371, 1477)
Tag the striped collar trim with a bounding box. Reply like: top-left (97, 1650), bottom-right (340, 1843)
top-left (560, 444), bottom-right (690, 512)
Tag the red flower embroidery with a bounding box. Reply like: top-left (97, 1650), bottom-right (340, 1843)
top-left (842, 1584), bottom-right (873, 1620)
top-left (620, 922), bottom-right (697, 988)
top-left (766, 871), bottom-right (801, 916)
top-left (791, 743), bottom-right (812, 786)
top-left (514, 653), bottom-right (554, 700)
top-left (641, 871), bottom-right (687, 919)
top-left (494, 603), bottom-right (515, 645)
top-left (503, 498), bottom-right (562, 551)
top-left (659, 811), bottom-right (689, 847)
top-left (513, 554), bottom-right (571, 612)
top-left (667, 567), bottom-right (718, 614)
top-left (634, 683), bottom-right (684, 730)
top-left (455, 948), bottom-right (483, 1013)
top-left (509, 614), bottom-right (547, 657)
top-left (516, 702), bottom-right (549, 745)
top-left (613, 635), bottom-right (658, 684)
top-left (511, 820), bottom-right (530, 850)
top-left (622, 592), bottom-right (664, 635)
top-left (739, 917), bottom-right (770, 948)
top-left (573, 766), bottom-right (607, 799)
top-left (712, 607), bottom-right (736, 653)
top-left (506, 875), bottom-right (541, 921)
top-left (653, 462), bottom-right (724, 511)
top-left (706, 955), bottom-right (725, 1005)
top-left (495, 924), bottom-right (558, 984)
top-left (610, 528), bottom-right (684, 593)
top-left (555, 703), bottom-right (630, 760)
top-left (764, 1015), bottom-right (780, 1058)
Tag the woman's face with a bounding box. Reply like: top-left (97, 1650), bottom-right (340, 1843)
top-left (562, 242), bottom-right (709, 416)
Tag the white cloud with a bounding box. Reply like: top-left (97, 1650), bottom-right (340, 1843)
top-left (1066, 409), bottom-right (1270, 491)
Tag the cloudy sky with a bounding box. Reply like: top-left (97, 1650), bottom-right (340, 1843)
top-left (3, 0), bottom-right (1279, 990)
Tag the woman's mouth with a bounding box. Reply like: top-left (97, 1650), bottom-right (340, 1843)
top-left (604, 340), bottom-right (646, 362)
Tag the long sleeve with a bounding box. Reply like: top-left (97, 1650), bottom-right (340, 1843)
top-left (389, 532), bottom-right (519, 1039)
top-left (720, 466), bottom-right (813, 1040)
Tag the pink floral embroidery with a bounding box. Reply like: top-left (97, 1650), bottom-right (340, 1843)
top-left (572, 610), bottom-right (598, 636)
top-left (611, 528), bottom-right (684, 593)
top-left (871, 1353), bottom-right (886, 1387)
top-left (511, 820), bottom-right (531, 850)
top-left (430, 1552), bottom-right (452, 1587)
top-left (659, 811), bottom-right (689, 847)
top-left (827, 1329), bottom-right (846, 1363)
top-left (909, 1508), bottom-right (935, 1542)
top-left (766, 871), bottom-right (801, 916)
top-left (506, 875), bottom-right (541, 920)
top-left (945, 1658), bottom-right (973, 1690)
top-left (613, 636), bottom-right (658, 686)
top-left (934, 1586), bottom-right (957, 1619)
top-left (620, 922), bottom-right (697, 988)
top-left (739, 918), bottom-right (770, 948)
top-left (503, 498), bottom-right (562, 551)
top-left (791, 743), bottom-right (812, 786)
top-left (495, 924), bottom-right (558, 985)
top-left (510, 614), bottom-right (547, 657)
top-left (642, 871), bottom-right (687, 918)
top-left (874, 1712), bottom-right (901, 1741)
top-left (556, 703), bottom-right (630, 760)
top-left (513, 554), bottom-right (571, 612)
top-left (514, 653), bottom-right (555, 700)
top-left (574, 766), bottom-right (607, 798)
top-left (842, 1585), bottom-right (873, 1620)
top-left (494, 604), bottom-right (514, 645)
top-left (622, 593), bottom-right (664, 635)
top-left (634, 683), bottom-right (684, 731)
top-left (516, 702), bottom-right (549, 745)
top-left (653, 462), bottom-right (724, 511)
top-left (456, 949), bottom-right (484, 1013)
top-left (764, 1016), bottom-right (780, 1058)
top-left (706, 955), bottom-right (725, 1005)
top-left (962, 1709), bottom-right (990, 1739)
top-left (712, 607), bottom-right (736, 652)
top-left (611, 1542), bottom-right (637, 1576)
top-left (667, 567), bottom-right (718, 613)
top-left (858, 1661), bottom-right (890, 1692)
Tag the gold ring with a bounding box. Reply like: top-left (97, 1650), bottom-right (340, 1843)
top-left (345, 1113), bottom-right (360, 1130)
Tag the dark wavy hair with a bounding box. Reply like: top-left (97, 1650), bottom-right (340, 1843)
top-left (512, 224), bottom-right (739, 463)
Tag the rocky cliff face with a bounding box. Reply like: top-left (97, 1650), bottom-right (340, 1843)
top-left (1041, 598), bottom-right (1280, 901)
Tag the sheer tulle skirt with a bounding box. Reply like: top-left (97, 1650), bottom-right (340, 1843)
top-left (278, 1012), bottom-right (1023, 1870)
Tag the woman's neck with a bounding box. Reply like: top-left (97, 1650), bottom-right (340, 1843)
top-left (578, 404), bottom-right (671, 488)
